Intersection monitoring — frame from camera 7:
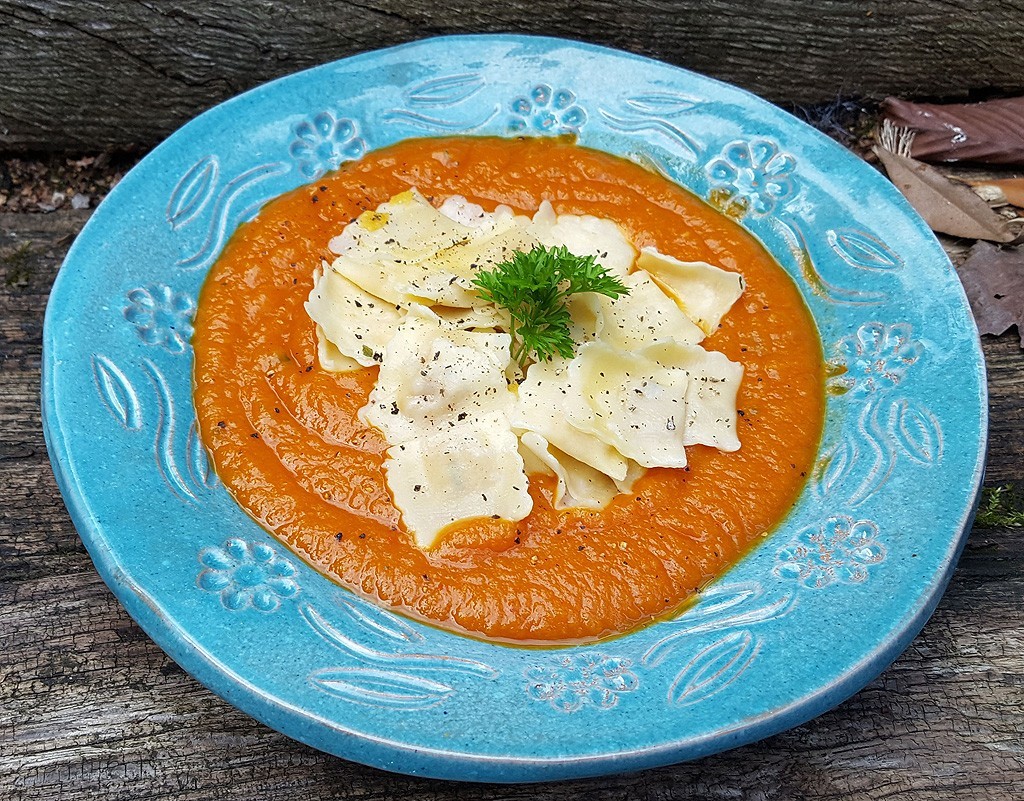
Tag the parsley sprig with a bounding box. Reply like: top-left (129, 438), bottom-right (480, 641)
top-left (472, 245), bottom-right (630, 369)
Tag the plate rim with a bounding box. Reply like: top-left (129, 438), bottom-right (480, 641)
top-left (41, 32), bottom-right (988, 782)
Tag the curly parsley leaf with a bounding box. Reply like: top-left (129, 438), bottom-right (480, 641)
top-left (472, 244), bottom-right (630, 368)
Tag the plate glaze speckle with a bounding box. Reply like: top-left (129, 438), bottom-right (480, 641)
top-left (42, 35), bottom-right (986, 782)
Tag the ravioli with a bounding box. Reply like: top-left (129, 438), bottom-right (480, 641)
top-left (511, 357), bottom-right (631, 482)
top-left (518, 431), bottom-right (620, 510)
top-left (305, 265), bottom-right (403, 367)
top-left (385, 417), bottom-right (532, 550)
top-left (360, 305), bottom-right (516, 445)
top-left (641, 341), bottom-right (744, 452)
top-left (529, 200), bottom-right (636, 278)
top-left (309, 190), bottom-right (746, 549)
top-left (567, 341), bottom-right (691, 469)
top-left (637, 247), bottom-right (745, 335)
top-left (584, 269), bottom-right (705, 351)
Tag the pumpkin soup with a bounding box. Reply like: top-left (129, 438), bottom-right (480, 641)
top-left (192, 136), bottom-right (824, 643)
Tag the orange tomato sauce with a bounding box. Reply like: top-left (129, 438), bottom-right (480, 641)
top-left (193, 136), bottom-right (824, 643)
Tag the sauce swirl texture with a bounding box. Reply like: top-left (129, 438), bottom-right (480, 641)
top-left (192, 136), bottom-right (825, 642)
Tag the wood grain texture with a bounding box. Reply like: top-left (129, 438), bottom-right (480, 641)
top-left (3, 0), bottom-right (1024, 151)
top-left (2, 209), bottom-right (1023, 799)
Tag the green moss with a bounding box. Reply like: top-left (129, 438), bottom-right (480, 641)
top-left (2, 242), bottom-right (35, 287)
top-left (975, 485), bottom-right (1024, 528)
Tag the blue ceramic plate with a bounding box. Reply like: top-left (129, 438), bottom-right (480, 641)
top-left (43, 35), bottom-right (986, 782)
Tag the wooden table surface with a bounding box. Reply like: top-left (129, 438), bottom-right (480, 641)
top-left (4, 1), bottom-right (1024, 151)
top-left (3, 201), bottom-right (1023, 798)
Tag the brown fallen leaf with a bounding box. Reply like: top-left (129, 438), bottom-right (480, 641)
top-left (956, 241), bottom-right (1024, 347)
top-left (969, 177), bottom-right (1024, 210)
top-left (882, 96), bottom-right (1024, 166)
top-left (874, 123), bottom-right (1016, 243)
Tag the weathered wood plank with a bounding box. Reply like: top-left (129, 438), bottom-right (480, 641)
top-left (3, 520), bottom-right (1023, 799)
top-left (3, 558), bottom-right (1023, 800)
top-left (2, 0), bottom-right (1024, 151)
top-left (2, 206), bottom-right (1023, 798)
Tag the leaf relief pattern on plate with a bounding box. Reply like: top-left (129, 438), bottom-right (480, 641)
top-left (406, 73), bottom-right (485, 107)
top-left (92, 346), bottom-right (218, 508)
top-left (631, 583), bottom-right (798, 708)
top-left (667, 631), bottom-right (761, 707)
top-left (641, 582), bottom-right (796, 670)
top-left (774, 515), bottom-right (886, 588)
top-left (598, 91), bottom-right (701, 160)
top-left (92, 355), bottom-right (142, 431)
top-left (890, 397), bottom-right (944, 464)
top-left (186, 420), bottom-right (219, 492)
top-left (311, 667), bottom-right (458, 709)
top-left (301, 601), bottom-right (498, 711)
top-left (381, 72), bottom-right (497, 132)
top-left (167, 156), bottom-right (218, 230)
top-left (139, 358), bottom-right (213, 504)
top-left (701, 140), bottom-right (902, 307)
top-left (331, 591), bottom-right (424, 644)
top-left (826, 228), bottom-right (904, 272)
top-left (525, 654), bottom-right (638, 713)
top-left (197, 538), bottom-right (300, 612)
top-left (812, 437), bottom-right (859, 500)
top-left (778, 218), bottom-right (888, 306)
top-left (845, 394), bottom-right (943, 506)
top-left (175, 160), bottom-right (291, 273)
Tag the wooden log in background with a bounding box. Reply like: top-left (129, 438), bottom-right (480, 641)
top-left (2, 210), bottom-right (1024, 800)
top-left (2, 0), bottom-right (1024, 152)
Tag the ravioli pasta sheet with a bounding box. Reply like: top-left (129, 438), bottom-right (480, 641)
top-left (305, 190), bottom-right (746, 548)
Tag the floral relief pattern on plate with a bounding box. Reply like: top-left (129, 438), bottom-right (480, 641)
top-left (124, 284), bottom-right (194, 354)
top-left (197, 537), bottom-right (301, 612)
top-left (706, 139), bottom-right (797, 218)
top-left (526, 654), bottom-right (639, 712)
top-left (774, 515), bottom-right (886, 588)
top-left (289, 112), bottom-right (367, 179)
top-left (714, 147), bottom-right (908, 308)
top-left (193, 535), bottom-right (500, 710)
top-left (817, 322), bottom-right (942, 506)
top-left (507, 84), bottom-right (587, 135)
top-left (829, 322), bottom-right (923, 395)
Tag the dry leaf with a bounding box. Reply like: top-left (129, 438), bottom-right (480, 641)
top-left (969, 177), bottom-right (1024, 210)
top-left (956, 241), bottom-right (1024, 346)
top-left (882, 96), bottom-right (1024, 166)
top-left (874, 145), bottom-right (1016, 242)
